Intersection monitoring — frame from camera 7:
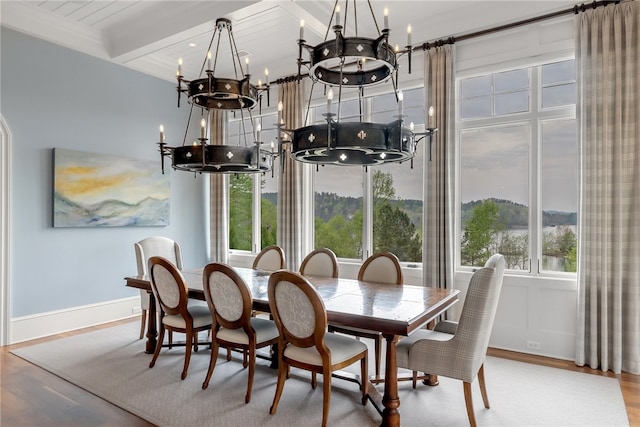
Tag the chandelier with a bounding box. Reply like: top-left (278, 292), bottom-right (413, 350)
top-left (158, 18), bottom-right (273, 174)
top-left (291, 0), bottom-right (419, 166)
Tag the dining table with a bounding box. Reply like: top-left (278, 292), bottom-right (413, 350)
top-left (125, 266), bottom-right (459, 427)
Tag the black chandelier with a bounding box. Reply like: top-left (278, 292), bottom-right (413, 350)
top-left (158, 17), bottom-right (273, 174)
top-left (291, 0), bottom-right (427, 166)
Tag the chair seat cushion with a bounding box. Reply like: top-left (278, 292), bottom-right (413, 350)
top-left (217, 317), bottom-right (279, 346)
top-left (284, 332), bottom-right (368, 366)
top-left (163, 304), bottom-right (211, 329)
top-left (396, 329), bottom-right (453, 367)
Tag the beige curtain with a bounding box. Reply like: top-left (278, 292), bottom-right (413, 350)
top-left (423, 45), bottom-right (456, 292)
top-left (208, 110), bottom-right (229, 264)
top-left (575, 1), bottom-right (640, 375)
top-left (277, 81), bottom-right (305, 270)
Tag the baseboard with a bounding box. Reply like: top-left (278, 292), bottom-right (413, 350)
top-left (9, 297), bottom-right (141, 344)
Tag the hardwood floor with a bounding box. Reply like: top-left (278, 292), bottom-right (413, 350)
top-left (1, 320), bottom-right (638, 426)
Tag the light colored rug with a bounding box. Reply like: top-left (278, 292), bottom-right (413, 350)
top-left (12, 322), bottom-right (629, 427)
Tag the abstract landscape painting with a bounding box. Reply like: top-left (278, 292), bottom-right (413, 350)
top-left (53, 148), bottom-right (170, 227)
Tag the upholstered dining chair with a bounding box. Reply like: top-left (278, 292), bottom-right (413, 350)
top-left (267, 270), bottom-right (368, 427)
top-left (147, 256), bottom-right (212, 380)
top-left (328, 251), bottom-right (403, 377)
top-left (201, 262), bottom-right (280, 403)
top-left (396, 254), bottom-right (506, 427)
top-left (299, 248), bottom-right (339, 278)
top-left (134, 236), bottom-right (183, 340)
top-left (252, 245), bottom-right (285, 271)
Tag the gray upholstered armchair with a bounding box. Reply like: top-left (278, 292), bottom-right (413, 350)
top-left (396, 253), bottom-right (506, 427)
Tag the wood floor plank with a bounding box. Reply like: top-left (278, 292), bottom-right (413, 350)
top-left (1, 321), bottom-right (637, 426)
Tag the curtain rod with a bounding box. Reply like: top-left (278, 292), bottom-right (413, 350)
top-left (419, 0), bottom-right (622, 50)
top-left (271, 0), bottom-right (624, 85)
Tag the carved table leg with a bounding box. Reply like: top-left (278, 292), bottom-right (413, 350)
top-left (145, 291), bottom-right (158, 354)
top-left (381, 334), bottom-right (400, 427)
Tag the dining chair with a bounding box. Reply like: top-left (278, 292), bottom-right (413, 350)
top-left (299, 248), bottom-right (339, 278)
top-left (134, 236), bottom-right (183, 340)
top-left (201, 262), bottom-right (280, 403)
top-left (252, 245), bottom-right (285, 271)
top-left (328, 251), bottom-right (403, 377)
top-left (268, 270), bottom-right (368, 427)
top-left (147, 256), bottom-right (212, 380)
top-left (396, 254), bottom-right (506, 427)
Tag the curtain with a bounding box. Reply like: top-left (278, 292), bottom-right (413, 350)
top-left (208, 110), bottom-right (229, 264)
top-left (423, 45), bottom-right (456, 292)
top-left (277, 81), bottom-right (305, 270)
top-left (575, 1), bottom-right (640, 375)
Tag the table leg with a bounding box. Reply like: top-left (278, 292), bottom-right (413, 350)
top-left (380, 334), bottom-right (400, 427)
top-left (145, 291), bottom-right (158, 354)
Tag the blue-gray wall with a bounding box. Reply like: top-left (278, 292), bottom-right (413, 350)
top-left (1, 28), bottom-right (208, 317)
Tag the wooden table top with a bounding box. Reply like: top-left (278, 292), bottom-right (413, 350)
top-left (126, 266), bottom-right (459, 337)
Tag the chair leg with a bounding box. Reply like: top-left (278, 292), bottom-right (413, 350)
top-left (477, 363), bottom-right (490, 409)
top-left (270, 361), bottom-right (288, 415)
top-left (463, 381), bottom-right (477, 427)
top-left (412, 370), bottom-right (418, 389)
top-left (321, 367), bottom-right (331, 427)
top-left (193, 331), bottom-right (199, 352)
top-left (374, 335), bottom-right (382, 377)
top-left (202, 341), bottom-right (220, 390)
top-left (311, 372), bottom-right (317, 389)
top-left (360, 353), bottom-right (368, 405)
top-left (181, 331), bottom-right (193, 380)
top-left (226, 347), bottom-right (232, 361)
top-left (139, 310), bottom-right (147, 340)
top-left (245, 347), bottom-right (256, 403)
top-left (149, 326), bottom-right (165, 368)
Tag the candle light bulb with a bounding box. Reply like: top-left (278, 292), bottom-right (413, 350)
top-left (395, 44), bottom-right (400, 52)
top-left (159, 124), bottom-right (165, 143)
top-left (327, 89), bottom-right (334, 114)
top-left (300, 19), bottom-right (305, 39)
top-left (244, 57), bottom-right (250, 75)
top-left (200, 118), bottom-right (206, 139)
top-left (335, 5), bottom-right (341, 26)
top-left (428, 105), bottom-right (435, 128)
top-left (407, 24), bottom-right (412, 46)
top-left (383, 7), bottom-right (389, 29)
top-left (410, 122), bottom-right (415, 131)
top-left (207, 51), bottom-right (212, 70)
top-left (177, 58), bottom-right (183, 76)
top-left (277, 101), bottom-right (283, 128)
top-left (264, 68), bottom-right (269, 85)
top-left (397, 91), bottom-right (404, 117)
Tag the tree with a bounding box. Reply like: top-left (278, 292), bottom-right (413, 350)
top-left (372, 170), bottom-right (422, 262)
top-left (461, 199), bottom-right (502, 267)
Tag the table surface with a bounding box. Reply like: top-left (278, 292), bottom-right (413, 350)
top-left (126, 266), bottom-right (459, 337)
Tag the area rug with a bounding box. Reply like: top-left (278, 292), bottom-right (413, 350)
top-left (11, 322), bottom-right (629, 427)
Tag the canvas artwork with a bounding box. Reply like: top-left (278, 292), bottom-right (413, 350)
top-left (53, 148), bottom-right (170, 227)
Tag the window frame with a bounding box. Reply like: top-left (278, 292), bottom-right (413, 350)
top-left (455, 58), bottom-right (577, 277)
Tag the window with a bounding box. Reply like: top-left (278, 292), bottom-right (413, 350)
top-left (312, 87), bottom-right (425, 263)
top-left (228, 112), bottom-right (278, 252)
top-left (371, 89), bottom-right (424, 264)
top-left (313, 98), bottom-right (364, 259)
top-left (458, 59), bottom-right (577, 273)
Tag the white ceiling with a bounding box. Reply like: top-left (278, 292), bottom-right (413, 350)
top-left (1, 1), bottom-right (579, 84)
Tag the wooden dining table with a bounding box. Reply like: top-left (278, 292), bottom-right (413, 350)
top-left (125, 267), bottom-right (459, 427)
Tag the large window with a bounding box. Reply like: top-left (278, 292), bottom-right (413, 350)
top-left (458, 59), bottom-right (577, 273)
top-left (228, 111), bottom-right (278, 252)
top-left (313, 87), bottom-right (425, 263)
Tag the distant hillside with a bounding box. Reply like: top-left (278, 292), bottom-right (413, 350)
top-left (262, 192), bottom-right (576, 229)
top-left (461, 198), bottom-right (576, 228)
